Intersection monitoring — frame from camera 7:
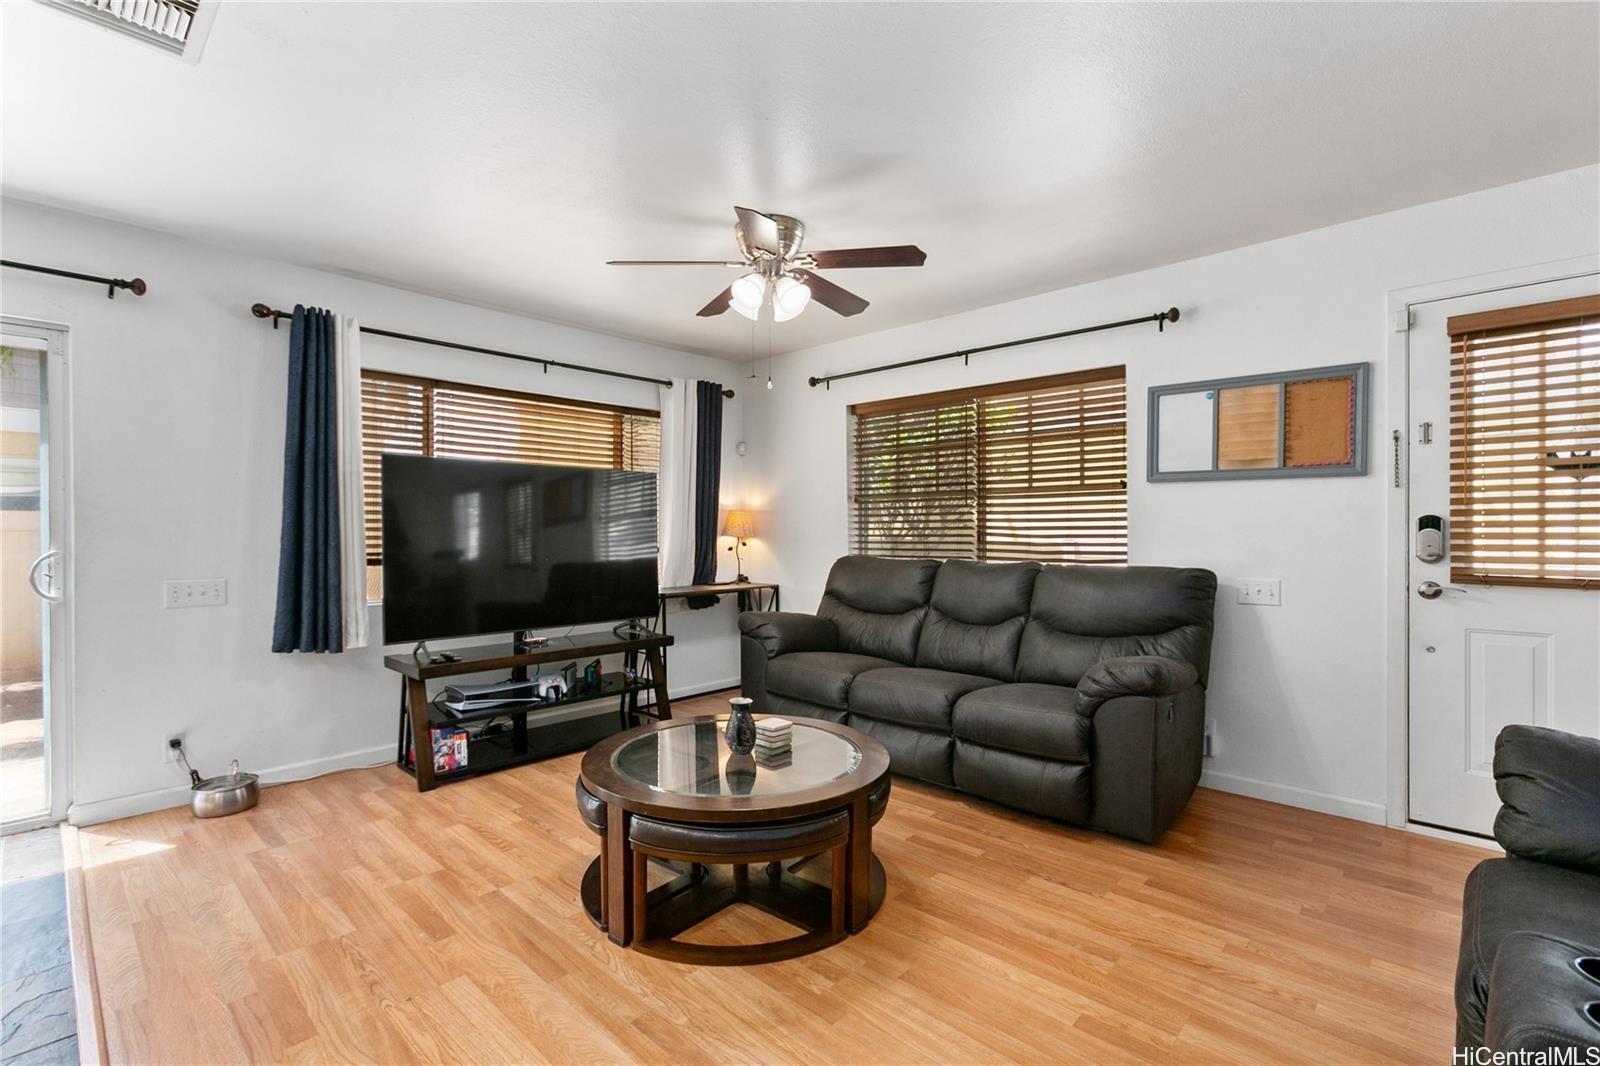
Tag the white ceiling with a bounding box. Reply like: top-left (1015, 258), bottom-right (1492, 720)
top-left (3, 2), bottom-right (1596, 358)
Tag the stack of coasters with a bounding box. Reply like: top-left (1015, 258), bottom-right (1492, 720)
top-left (754, 717), bottom-right (792, 759)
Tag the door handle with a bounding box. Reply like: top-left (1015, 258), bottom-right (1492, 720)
top-left (27, 549), bottom-right (63, 603)
top-left (1416, 580), bottom-right (1467, 600)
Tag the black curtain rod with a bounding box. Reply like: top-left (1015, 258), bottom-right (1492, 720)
top-left (3, 259), bottom-right (147, 300)
top-left (807, 307), bottom-right (1181, 388)
top-left (250, 303), bottom-right (733, 398)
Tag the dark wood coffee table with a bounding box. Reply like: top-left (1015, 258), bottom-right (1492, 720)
top-left (578, 717), bottom-right (890, 964)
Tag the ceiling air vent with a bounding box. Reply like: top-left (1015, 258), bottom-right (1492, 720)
top-left (37, 0), bottom-right (216, 61)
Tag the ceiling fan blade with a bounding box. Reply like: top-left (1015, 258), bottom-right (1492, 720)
top-left (607, 260), bottom-right (745, 267)
top-left (696, 286), bottom-right (734, 317)
top-left (806, 245), bottom-right (927, 269)
top-left (792, 269), bottom-right (869, 317)
top-left (734, 206), bottom-right (782, 256)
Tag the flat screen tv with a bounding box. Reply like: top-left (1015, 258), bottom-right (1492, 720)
top-left (380, 454), bottom-right (659, 644)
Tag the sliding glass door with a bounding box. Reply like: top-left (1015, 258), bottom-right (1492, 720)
top-left (1, 321), bottom-right (69, 832)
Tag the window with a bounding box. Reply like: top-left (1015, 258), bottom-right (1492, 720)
top-left (1448, 296), bottom-right (1599, 590)
top-left (361, 371), bottom-right (660, 598)
top-left (850, 367), bottom-right (1127, 564)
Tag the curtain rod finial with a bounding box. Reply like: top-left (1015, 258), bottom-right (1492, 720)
top-left (251, 303), bottom-right (274, 319)
top-left (127, 278), bottom-right (147, 296)
top-left (1166, 307), bottom-right (1180, 323)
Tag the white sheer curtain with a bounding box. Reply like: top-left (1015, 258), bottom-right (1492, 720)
top-left (335, 314), bottom-right (369, 649)
top-left (657, 378), bottom-right (698, 588)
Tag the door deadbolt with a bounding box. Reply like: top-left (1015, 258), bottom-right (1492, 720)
top-left (1416, 515), bottom-right (1445, 564)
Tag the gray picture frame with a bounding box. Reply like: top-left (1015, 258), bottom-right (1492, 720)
top-left (1146, 362), bottom-right (1369, 482)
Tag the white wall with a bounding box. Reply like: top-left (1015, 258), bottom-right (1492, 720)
top-left (0, 199), bottom-right (751, 824)
top-left (742, 165), bottom-right (1600, 824)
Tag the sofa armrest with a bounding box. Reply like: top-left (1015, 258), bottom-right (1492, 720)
top-left (1074, 655), bottom-right (1200, 718)
top-left (1493, 725), bottom-right (1600, 876)
top-left (737, 611), bottom-right (839, 659)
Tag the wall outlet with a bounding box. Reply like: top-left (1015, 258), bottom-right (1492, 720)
top-left (165, 733), bottom-right (186, 764)
top-left (1236, 579), bottom-right (1280, 606)
top-left (1203, 718), bottom-right (1216, 758)
top-left (164, 579), bottom-right (227, 609)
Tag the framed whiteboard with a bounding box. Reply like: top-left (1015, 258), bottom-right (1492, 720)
top-left (1147, 363), bottom-right (1368, 481)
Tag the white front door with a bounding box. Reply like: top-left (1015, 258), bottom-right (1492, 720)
top-left (1406, 275), bottom-right (1600, 836)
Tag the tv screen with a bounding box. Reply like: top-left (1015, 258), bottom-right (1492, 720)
top-left (380, 455), bottom-right (659, 644)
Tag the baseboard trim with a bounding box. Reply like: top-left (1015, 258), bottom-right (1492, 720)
top-left (670, 679), bottom-right (740, 701)
top-left (67, 681), bottom-right (744, 827)
top-left (1200, 769), bottom-right (1388, 826)
top-left (67, 744), bottom-right (394, 827)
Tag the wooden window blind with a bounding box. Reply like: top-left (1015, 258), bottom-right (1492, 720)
top-left (360, 371), bottom-right (659, 595)
top-left (850, 367), bottom-right (1127, 564)
top-left (1447, 295), bottom-right (1600, 590)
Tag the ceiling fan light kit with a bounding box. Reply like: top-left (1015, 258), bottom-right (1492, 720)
top-left (730, 271), bottom-right (768, 316)
top-left (772, 274), bottom-right (811, 321)
top-left (608, 205), bottom-right (926, 323)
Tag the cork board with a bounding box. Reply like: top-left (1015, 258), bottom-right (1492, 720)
top-left (1284, 376), bottom-right (1354, 467)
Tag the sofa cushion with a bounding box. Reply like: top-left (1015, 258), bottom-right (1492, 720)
top-left (765, 651), bottom-right (899, 711)
top-left (849, 666), bottom-right (1000, 729)
top-left (1455, 857), bottom-right (1600, 1048)
top-left (852, 716), bottom-right (954, 786)
top-left (953, 740), bottom-right (1091, 824)
top-left (766, 692), bottom-right (848, 725)
top-left (817, 556), bottom-right (938, 662)
top-left (1493, 725), bottom-right (1600, 877)
top-left (915, 559), bottom-right (1039, 679)
top-left (952, 683), bottom-right (1091, 762)
top-left (1017, 564), bottom-right (1218, 687)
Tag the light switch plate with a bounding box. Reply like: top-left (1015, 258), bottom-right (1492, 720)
top-left (164, 579), bottom-right (227, 609)
top-left (1236, 579), bottom-right (1280, 606)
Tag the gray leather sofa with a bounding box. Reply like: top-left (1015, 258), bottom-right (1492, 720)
top-left (1456, 725), bottom-right (1600, 1055)
top-left (738, 556), bottom-right (1217, 843)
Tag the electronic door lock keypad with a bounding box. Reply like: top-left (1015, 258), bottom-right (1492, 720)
top-left (1416, 515), bottom-right (1445, 564)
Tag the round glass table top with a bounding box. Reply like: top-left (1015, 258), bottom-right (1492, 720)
top-left (611, 719), bottom-right (863, 798)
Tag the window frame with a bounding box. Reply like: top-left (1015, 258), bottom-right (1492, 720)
top-left (1445, 296), bottom-right (1599, 591)
top-left (848, 366), bottom-right (1129, 565)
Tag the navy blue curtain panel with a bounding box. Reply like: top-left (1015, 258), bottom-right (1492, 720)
top-left (688, 380), bottom-right (724, 607)
top-left (272, 306), bottom-right (344, 652)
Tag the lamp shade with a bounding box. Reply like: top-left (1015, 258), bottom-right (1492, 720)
top-left (729, 272), bottom-right (767, 312)
top-left (771, 274), bottom-right (811, 322)
top-left (721, 510), bottom-right (756, 539)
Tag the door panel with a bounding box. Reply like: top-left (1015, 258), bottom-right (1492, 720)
top-left (0, 322), bottom-right (69, 832)
top-left (1407, 276), bottom-right (1600, 835)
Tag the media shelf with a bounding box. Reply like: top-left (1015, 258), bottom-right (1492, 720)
top-left (384, 631), bottom-right (674, 791)
top-left (425, 671), bottom-right (653, 728)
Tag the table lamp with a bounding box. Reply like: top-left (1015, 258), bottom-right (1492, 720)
top-left (721, 510), bottom-right (755, 582)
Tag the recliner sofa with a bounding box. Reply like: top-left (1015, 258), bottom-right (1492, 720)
top-left (1455, 725), bottom-right (1600, 1055)
top-left (739, 556), bottom-right (1218, 843)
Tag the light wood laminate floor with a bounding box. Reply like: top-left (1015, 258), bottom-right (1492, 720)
top-left (72, 693), bottom-right (1486, 1064)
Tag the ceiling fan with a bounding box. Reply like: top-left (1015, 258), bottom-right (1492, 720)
top-left (607, 206), bottom-right (926, 321)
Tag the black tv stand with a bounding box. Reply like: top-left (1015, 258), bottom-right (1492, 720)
top-left (383, 629), bottom-right (674, 791)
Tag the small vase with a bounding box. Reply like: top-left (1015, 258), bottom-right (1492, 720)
top-left (725, 697), bottom-right (756, 755)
